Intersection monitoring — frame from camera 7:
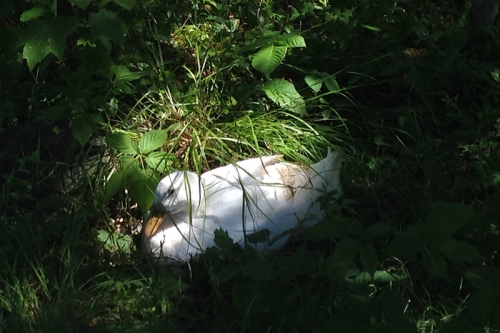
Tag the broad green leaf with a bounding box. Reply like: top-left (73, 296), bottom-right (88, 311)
top-left (425, 202), bottom-right (473, 240)
top-left (261, 79), bottom-right (306, 114)
top-left (251, 45), bottom-right (287, 77)
top-left (359, 243), bottom-right (378, 276)
top-left (89, 9), bottom-right (126, 49)
top-left (20, 8), bottom-right (47, 22)
top-left (138, 129), bottom-right (167, 154)
top-left (72, 116), bottom-right (93, 146)
top-left (70, 0), bottom-right (92, 9)
top-left (106, 133), bottom-right (138, 154)
top-left (146, 151), bottom-right (174, 172)
top-left (242, 257), bottom-right (274, 281)
top-left (423, 249), bottom-right (448, 279)
top-left (277, 33), bottom-right (306, 48)
top-left (98, 230), bottom-right (133, 253)
top-left (119, 155), bottom-right (139, 171)
top-left (101, 0), bottom-right (136, 10)
top-left (361, 222), bottom-right (393, 241)
top-left (329, 237), bottom-right (360, 267)
top-left (322, 73), bottom-right (340, 92)
top-left (112, 64), bottom-right (143, 84)
top-left (105, 171), bottom-right (125, 200)
top-left (305, 73), bottom-right (323, 93)
top-left (17, 17), bottom-right (78, 70)
top-left (439, 239), bottom-right (483, 263)
top-left (128, 169), bottom-right (159, 213)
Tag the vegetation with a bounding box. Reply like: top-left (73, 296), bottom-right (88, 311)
top-left (1, 0), bottom-right (500, 331)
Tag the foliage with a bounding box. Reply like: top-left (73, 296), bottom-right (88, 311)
top-left (1, 0), bottom-right (500, 332)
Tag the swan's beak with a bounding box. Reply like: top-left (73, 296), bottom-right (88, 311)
top-left (142, 202), bottom-right (167, 238)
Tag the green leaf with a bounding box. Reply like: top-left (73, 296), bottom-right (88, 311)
top-left (105, 171), bottom-right (125, 200)
top-left (20, 8), bottom-right (47, 22)
top-left (251, 45), bottom-right (287, 77)
top-left (384, 224), bottom-right (430, 258)
top-left (261, 79), bottom-right (306, 114)
top-left (98, 229), bottom-right (133, 253)
top-left (359, 243), bottom-right (378, 276)
top-left (101, 0), bottom-right (136, 10)
top-left (72, 116), bottom-right (93, 146)
top-left (305, 73), bottom-right (323, 93)
top-left (113, 65), bottom-right (143, 81)
top-left (439, 239), bottom-right (483, 263)
top-left (128, 169), bottom-right (159, 213)
top-left (242, 257), bottom-right (274, 281)
top-left (70, 0), bottom-right (92, 9)
top-left (425, 203), bottom-right (474, 240)
top-left (106, 133), bottom-right (138, 154)
top-left (361, 222), bottom-right (393, 241)
top-left (146, 152), bottom-right (175, 172)
top-left (89, 9), bottom-right (126, 49)
top-left (17, 17), bottom-right (78, 70)
top-left (423, 249), bottom-right (448, 279)
top-left (322, 72), bottom-right (340, 92)
top-left (119, 155), bottom-right (140, 171)
top-left (277, 33), bottom-right (306, 48)
top-left (138, 129), bottom-right (167, 154)
top-left (329, 237), bottom-right (360, 268)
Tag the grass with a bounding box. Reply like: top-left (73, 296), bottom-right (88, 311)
top-left (2, 0), bottom-right (500, 332)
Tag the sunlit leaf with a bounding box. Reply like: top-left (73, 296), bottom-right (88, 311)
top-left (106, 132), bottom-right (138, 154)
top-left (261, 79), bottom-right (306, 114)
top-left (17, 17), bottom-right (78, 70)
top-left (20, 7), bottom-right (47, 22)
top-left (139, 129), bottom-right (167, 154)
top-left (146, 151), bottom-right (175, 172)
top-left (277, 33), bottom-right (306, 48)
top-left (305, 72), bottom-right (323, 93)
top-left (105, 171), bottom-right (125, 200)
top-left (251, 45), bottom-right (287, 77)
top-left (128, 169), bottom-right (159, 213)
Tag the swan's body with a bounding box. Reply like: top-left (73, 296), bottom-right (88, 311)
top-left (141, 149), bottom-right (342, 263)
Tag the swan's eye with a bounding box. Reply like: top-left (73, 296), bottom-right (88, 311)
top-left (167, 188), bottom-right (175, 197)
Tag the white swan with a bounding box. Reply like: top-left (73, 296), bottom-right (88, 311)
top-left (141, 149), bottom-right (342, 263)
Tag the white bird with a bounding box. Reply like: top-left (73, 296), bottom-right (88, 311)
top-left (141, 149), bottom-right (342, 263)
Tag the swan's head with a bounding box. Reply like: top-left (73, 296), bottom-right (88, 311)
top-left (142, 171), bottom-right (202, 238)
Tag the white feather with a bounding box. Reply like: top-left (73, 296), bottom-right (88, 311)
top-left (141, 149), bottom-right (342, 263)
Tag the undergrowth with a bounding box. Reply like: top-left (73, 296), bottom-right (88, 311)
top-left (1, 0), bottom-right (500, 332)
